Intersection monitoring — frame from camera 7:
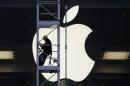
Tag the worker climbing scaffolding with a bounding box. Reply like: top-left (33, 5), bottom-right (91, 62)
top-left (38, 35), bottom-right (52, 66)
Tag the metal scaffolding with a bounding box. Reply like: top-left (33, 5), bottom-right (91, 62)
top-left (36, 0), bottom-right (60, 86)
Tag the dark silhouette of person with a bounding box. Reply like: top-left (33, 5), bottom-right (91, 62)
top-left (39, 35), bottom-right (52, 66)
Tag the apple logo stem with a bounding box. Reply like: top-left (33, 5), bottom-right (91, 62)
top-left (32, 5), bottom-right (95, 82)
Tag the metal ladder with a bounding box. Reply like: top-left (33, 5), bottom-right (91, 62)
top-left (36, 0), bottom-right (60, 86)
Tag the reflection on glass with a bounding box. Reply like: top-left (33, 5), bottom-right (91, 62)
top-left (0, 51), bottom-right (14, 59)
top-left (103, 51), bottom-right (130, 60)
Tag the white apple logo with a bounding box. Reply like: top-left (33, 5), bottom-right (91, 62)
top-left (32, 5), bottom-right (95, 82)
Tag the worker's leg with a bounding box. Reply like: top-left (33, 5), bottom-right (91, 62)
top-left (39, 53), bottom-right (47, 66)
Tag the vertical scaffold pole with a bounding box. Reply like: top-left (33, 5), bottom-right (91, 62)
top-left (57, 0), bottom-right (60, 86)
top-left (36, 0), bottom-right (39, 86)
